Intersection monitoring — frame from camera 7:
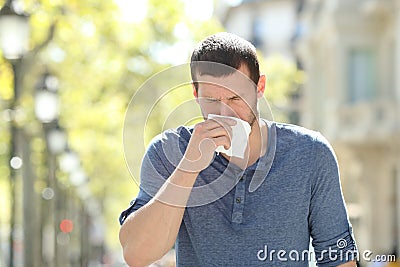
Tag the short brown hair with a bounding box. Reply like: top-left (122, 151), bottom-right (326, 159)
top-left (190, 32), bottom-right (260, 91)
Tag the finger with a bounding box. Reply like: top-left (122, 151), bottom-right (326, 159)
top-left (206, 126), bottom-right (232, 139)
top-left (193, 119), bottom-right (235, 139)
top-left (212, 136), bottom-right (231, 149)
top-left (195, 119), bottom-right (233, 139)
top-left (202, 119), bottom-right (236, 135)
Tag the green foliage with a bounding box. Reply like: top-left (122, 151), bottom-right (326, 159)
top-left (259, 54), bottom-right (305, 122)
top-left (0, 0), bottom-right (224, 256)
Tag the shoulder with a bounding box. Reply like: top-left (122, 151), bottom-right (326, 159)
top-left (273, 122), bottom-right (336, 158)
top-left (145, 125), bottom-right (194, 158)
top-left (141, 126), bottom-right (194, 179)
top-left (274, 122), bottom-right (323, 146)
top-left (275, 122), bottom-right (319, 140)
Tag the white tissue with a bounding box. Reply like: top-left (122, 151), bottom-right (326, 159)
top-left (207, 114), bottom-right (251, 158)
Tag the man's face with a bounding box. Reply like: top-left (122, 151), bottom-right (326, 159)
top-left (194, 65), bottom-right (265, 127)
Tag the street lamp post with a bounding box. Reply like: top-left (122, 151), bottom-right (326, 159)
top-left (40, 121), bottom-right (66, 267)
top-left (35, 72), bottom-right (65, 267)
top-left (35, 73), bottom-right (60, 123)
top-left (0, 1), bottom-right (30, 267)
top-left (0, 0), bottom-right (30, 60)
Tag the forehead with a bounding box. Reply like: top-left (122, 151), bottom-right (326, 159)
top-left (196, 65), bottom-right (256, 97)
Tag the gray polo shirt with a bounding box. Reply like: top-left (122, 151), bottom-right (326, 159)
top-left (120, 121), bottom-right (358, 266)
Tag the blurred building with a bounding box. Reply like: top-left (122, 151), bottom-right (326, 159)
top-left (216, 0), bottom-right (301, 61)
top-left (296, 0), bottom-right (400, 260)
top-left (215, 0), bottom-right (305, 124)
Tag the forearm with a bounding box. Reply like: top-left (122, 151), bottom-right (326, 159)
top-left (119, 167), bottom-right (199, 267)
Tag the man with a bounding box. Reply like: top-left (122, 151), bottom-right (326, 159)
top-left (119, 32), bottom-right (358, 266)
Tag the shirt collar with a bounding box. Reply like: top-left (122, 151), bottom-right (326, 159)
top-left (215, 120), bottom-right (277, 192)
top-left (248, 120), bottom-right (276, 192)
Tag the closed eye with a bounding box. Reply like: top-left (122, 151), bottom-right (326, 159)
top-left (204, 97), bottom-right (219, 103)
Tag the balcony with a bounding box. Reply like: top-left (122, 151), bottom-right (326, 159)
top-left (333, 99), bottom-right (400, 144)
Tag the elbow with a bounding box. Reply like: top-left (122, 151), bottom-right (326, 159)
top-left (122, 241), bottom-right (161, 267)
top-left (119, 219), bottom-right (170, 266)
top-left (122, 243), bottom-right (170, 267)
top-left (122, 247), bottom-right (147, 267)
top-left (119, 227), bottom-right (151, 267)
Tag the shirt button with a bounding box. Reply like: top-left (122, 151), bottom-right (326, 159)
top-left (236, 197), bottom-right (241, 203)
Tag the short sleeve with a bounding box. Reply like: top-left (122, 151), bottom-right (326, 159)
top-left (309, 133), bottom-right (358, 266)
top-left (119, 190), bottom-right (152, 225)
top-left (119, 127), bottom-right (190, 225)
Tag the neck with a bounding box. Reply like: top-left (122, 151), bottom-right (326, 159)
top-left (248, 118), bottom-right (268, 162)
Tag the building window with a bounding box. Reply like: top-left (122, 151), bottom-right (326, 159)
top-left (347, 48), bottom-right (377, 103)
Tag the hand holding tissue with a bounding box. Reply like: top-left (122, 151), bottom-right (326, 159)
top-left (207, 114), bottom-right (251, 159)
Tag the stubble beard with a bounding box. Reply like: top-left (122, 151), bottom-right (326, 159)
top-left (247, 99), bottom-right (259, 128)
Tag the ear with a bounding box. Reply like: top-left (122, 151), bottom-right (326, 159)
top-left (256, 74), bottom-right (266, 99)
top-left (192, 82), bottom-right (199, 104)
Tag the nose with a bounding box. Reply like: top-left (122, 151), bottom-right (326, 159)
top-left (219, 101), bottom-right (235, 117)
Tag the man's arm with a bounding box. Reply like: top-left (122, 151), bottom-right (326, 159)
top-left (309, 133), bottom-right (358, 266)
top-left (119, 118), bottom-right (234, 267)
top-left (119, 168), bottom-right (199, 267)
